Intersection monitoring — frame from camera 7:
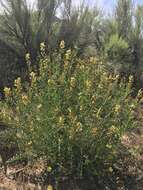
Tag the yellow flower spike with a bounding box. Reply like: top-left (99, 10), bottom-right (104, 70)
top-left (47, 185), bottom-right (53, 190)
top-left (21, 94), bottom-right (29, 105)
top-left (4, 87), bottom-right (11, 97)
top-left (60, 40), bottom-right (65, 49)
top-left (47, 166), bottom-right (52, 172)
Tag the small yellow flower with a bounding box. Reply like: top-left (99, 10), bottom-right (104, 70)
top-left (129, 75), bottom-right (134, 83)
top-left (40, 42), bottom-right (46, 52)
top-left (47, 166), bottom-right (52, 172)
top-left (68, 108), bottom-right (72, 113)
top-left (98, 84), bottom-right (102, 89)
top-left (14, 77), bottom-right (21, 89)
top-left (8, 116), bottom-right (12, 121)
top-left (60, 40), bottom-right (65, 49)
top-left (85, 80), bottom-right (92, 89)
top-left (68, 111), bottom-right (76, 120)
top-left (91, 95), bottom-right (96, 104)
top-left (30, 71), bottom-right (36, 83)
top-left (79, 106), bottom-right (83, 111)
top-left (37, 104), bottom-right (42, 109)
top-left (106, 144), bottom-right (112, 149)
top-left (4, 87), bottom-right (11, 97)
top-left (59, 116), bottom-right (64, 125)
top-left (91, 127), bottom-right (97, 136)
top-left (114, 105), bottom-right (121, 113)
top-left (115, 75), bottom-right (120, 80)
top-left (21, 95), bottom-right (29, 105)
top-left (59, 74), bottom-right (65, 83)
top-left (25, 53), bottom-right (30, 61)
top-left (65, 49), bottom-right (71, 60)
top-left (80, 65), bottom-right (85, 70)
top-left (48, 79), bottom-right (54, 86)
top-left (137, 89), bottom-right (143, 99)
top-left (47, 185), bottom-right (53, 190)
top-left (66, 49), bottom-right (71, 54)
top-left (76, 122), bottom-right (82, 132)
top-left (64, 61), bottom-right (68, 70)
top-left (16, 132), bottom-right (22, 138)
top-left (108, 74), bottom-right (113, 81)
top-left (28, 141), bottom-right (32, 145)
top-left (15, 116), bottom-right (19, 123)
top-left (109, 125), bottom-right (117, 134)
top-left (30, 71), bottom-right (36, 78)
top-left (109, 167), bottom-right (113, 173)
top-left (70, 77), bottom-right (76, 88)
top-left (90, 56), bottom-right (97, 64)
top-left (68, 108), bottom-right (74, 118)
top-left (130, 104), bottom-right (135, 109)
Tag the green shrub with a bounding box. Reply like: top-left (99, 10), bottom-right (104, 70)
top-left (105, 34), bottom-right (131, 75)
top-left (0, 42), bottom-right (137, 179)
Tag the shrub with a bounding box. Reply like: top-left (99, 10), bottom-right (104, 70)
top-left (105, 34), bottom-right (131, 76)
top-left (0, 42), bottom-right (137, 179)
